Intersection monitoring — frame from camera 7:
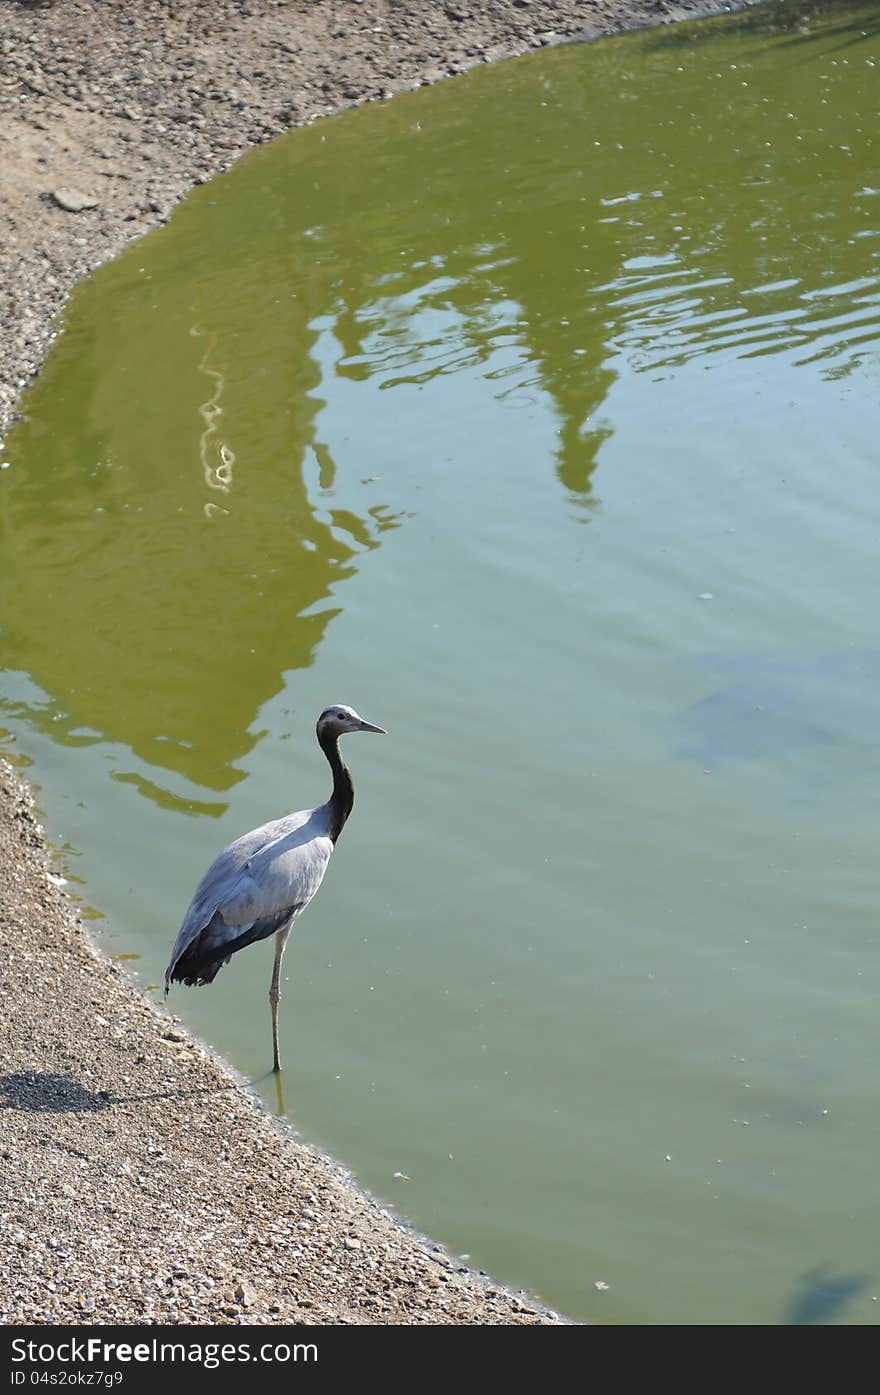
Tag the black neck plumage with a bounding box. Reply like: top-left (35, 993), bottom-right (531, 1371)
top-left (319, 728), bottom-right (354, 843)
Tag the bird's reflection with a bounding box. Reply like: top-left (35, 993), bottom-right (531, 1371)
top-left (249, 1068), bottom-right (288, 1118)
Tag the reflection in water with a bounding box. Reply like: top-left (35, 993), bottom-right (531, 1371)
top-left (1, 0), bottom-right (877, 806)
top-left (653, 0), bottom-right (880, 51)
top-left (0, 264), bottom-right (391, 794)
top-left (111, 769), bottom-right (227, 819)
top-left (193, 325), bottom-right (235, 508)
top-left (249, 1068), bottom-right (288, 1118)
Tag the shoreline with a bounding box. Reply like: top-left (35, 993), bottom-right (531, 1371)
top-left (1, 0), bottom-right (759, 1325)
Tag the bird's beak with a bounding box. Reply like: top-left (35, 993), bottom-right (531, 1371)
top-left (357, 719), bottom-right (387, 734)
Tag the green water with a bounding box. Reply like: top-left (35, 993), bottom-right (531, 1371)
top-left (3, 0), bottom-right (880, 1324)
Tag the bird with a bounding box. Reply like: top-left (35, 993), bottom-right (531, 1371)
top-left (165, 704), bottom-right (387, 1073)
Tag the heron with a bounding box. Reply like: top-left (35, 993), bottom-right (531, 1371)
top-left (164, 704), bottom-right (387, 1073)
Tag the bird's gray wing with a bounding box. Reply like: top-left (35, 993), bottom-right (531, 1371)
top-left (165, 805), bottom-right (333, 988)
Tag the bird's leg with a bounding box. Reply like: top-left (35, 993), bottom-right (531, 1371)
top-left (270, 926), bottom-right (291, 1073)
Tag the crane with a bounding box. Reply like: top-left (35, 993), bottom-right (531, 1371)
top-left (165, 704), bottom-right (387, 1072)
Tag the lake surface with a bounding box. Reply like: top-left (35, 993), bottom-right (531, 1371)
top-left (2, 0), bottom-right (880, 1324)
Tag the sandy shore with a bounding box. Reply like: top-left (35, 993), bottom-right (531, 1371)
top-left (0, 0), bottom-right (757, 1326)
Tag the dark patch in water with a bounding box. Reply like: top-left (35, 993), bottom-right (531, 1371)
top-left (783, 1266), bottom-right (871, 1325)
top-left (675, 647), bottom-right (880, 775)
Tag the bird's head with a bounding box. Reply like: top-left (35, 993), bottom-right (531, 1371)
top-left (317, 704), bottom-right (387, 739)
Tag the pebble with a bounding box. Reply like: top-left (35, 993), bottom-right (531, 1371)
top-left (49, 188), bottom-right (99, 213)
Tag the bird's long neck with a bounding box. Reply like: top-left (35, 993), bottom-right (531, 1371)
top-left (319, 729), bottom-right (354, 843)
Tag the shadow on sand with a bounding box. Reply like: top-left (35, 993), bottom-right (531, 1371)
top-left (0, 1070), bottom-right (234, 1113)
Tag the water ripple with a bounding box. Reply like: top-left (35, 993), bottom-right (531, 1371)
top-left (607, 263), bottom-right (880, 375)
